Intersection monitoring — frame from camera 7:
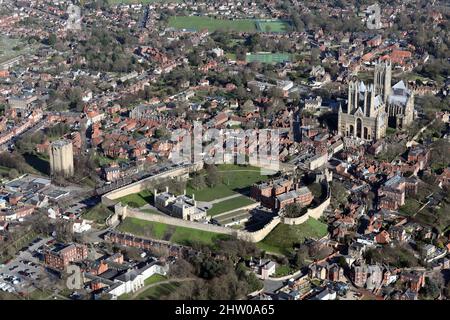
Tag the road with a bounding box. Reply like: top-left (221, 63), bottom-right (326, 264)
top-left (0, 118), bottom-right (47, 152)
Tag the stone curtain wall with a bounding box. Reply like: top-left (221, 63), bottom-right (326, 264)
top-left (104, 163), bottom-right (330, 242)
top-left (282, 196), bottom-right (330, 225)
top-left (101, 163), bottom-right (203, 205)
top-left (128, 209), bottom-right (238, 236)
top-left (236, 216), bottom-right (281, 242)
top-left (127, 208), bottom-right (282, 243)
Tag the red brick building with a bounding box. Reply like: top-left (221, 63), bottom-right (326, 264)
top-left (45, 243), bottom-right (88, 270)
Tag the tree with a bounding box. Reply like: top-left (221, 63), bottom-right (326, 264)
top-left (420, 278), bottom-right (441, 300)
top-left (284, 203), bottom-right (306, 218)
top-left (190, 174), bottom-right (206, 190)
top-left (8, 169), bottom-right (19, 179)
top-left (205, 165), bottom-right (221, 187)
top-left (169, 258), bottom-right (194, 278)
top-left (46, 34), bottom-right (57, 46)
top-left (154, 128), bottom-right (170, 139)
top-left (292, 246), bottom-right (308, 268)
top-left (267, 87), bottom-right (284, 99)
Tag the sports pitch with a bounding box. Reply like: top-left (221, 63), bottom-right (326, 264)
top-left (168, 16), bottom-right (291, 33)
top-left (246, 52), bottom-right (291, 64)
top-left (255, 20), bottom-right (291, 33)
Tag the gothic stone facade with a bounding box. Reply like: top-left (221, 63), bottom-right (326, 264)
top-left (339, 61), bottom-right (414, 141)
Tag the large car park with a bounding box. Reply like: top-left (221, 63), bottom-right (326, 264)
top-left (0, 236), bottom-right (55, 296)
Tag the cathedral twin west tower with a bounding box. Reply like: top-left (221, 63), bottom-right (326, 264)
top-left (338, 60), bottom-right (414, 141)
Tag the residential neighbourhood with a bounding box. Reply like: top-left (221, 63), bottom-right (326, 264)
top-left (0, 0), bottom-right (448, 303)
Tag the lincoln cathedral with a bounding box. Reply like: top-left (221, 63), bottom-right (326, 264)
top-left (338, 60), bottom-right (414, 141)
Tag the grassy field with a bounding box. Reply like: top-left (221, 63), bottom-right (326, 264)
top-left (23, 153), bottom-right (50, 176)
top-left (246, 52), bottom-right (291, 64)
top-left (168, 16), bottom-right (257, 32)
top-left (117, 217), bottom-right (229, 246)
top-left (0, 36), bottom-right (35, 65)
top-left (168, 17), bottom-right (291, 33)
top-left (136, 281), bottom-right (180, 300)
top-left (140, 208), bottom-right (161, 215)
top-left (118, 189), bottom-right (153, 208)
top-left (258, 218), bottom-right (328, 255)
top-left (273, 265), bottom-right (296, 277)
top-left (255, 20), bottom-right (291, 33)
top-left (399, 198), bottom-right (422, 216)
top-left (83, 204), bottom-right (113, 224)
top-left (187, 164), bottom-right (268, 201)
top-left (207, 196), bottom-right (255, 216)
top-left (144, 274), bottom-right (167, 286)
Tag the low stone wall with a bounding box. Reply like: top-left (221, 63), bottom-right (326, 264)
top-left (282, 196), bottom-right (330, 225)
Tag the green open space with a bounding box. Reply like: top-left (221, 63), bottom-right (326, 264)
top-left (27, 288), bottom-right (54, 300)
top-left (0, 231), bottom-right (39, 263)
top-left (140, 208), bottom-right (161, 215)
top-left (399, 198), bottom-right (422, 216)
top-left (255, 20), bottom-right (291, 33)
top-left (117, 217), bottom-right (230, 246)
top-left (118, 189), bottom-right (153, 208)
top-left (23, 153), bottom-right (50, 176)
top-left (187, 164), bottom-right (268, 201)
top-left (168, 16), bottom-right (257, 32)
top-left (0, 165), bottom-right (11, 175)
top-left (136, 281), bottom-right (180, 300)
top-left (273, 265), bottom-right (297, 278)
top-left (83, 204), bottom-right (113, 224)
top-left (144, 274), bottom-right (167, 286)
top-left (0, 36), bottom-right (35, 65)
top-left (207, 196), bottom-right (255, 216)
top-left (257, 218), bottom-right (328, 255)
top-left (246, 52), bottom-right (291, 64)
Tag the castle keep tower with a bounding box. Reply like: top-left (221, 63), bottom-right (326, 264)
top-left (49, 139), bottom-right (74, 177)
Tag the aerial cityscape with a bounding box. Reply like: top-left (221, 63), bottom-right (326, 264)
top-left (0, 0), bottom-right (449, 304)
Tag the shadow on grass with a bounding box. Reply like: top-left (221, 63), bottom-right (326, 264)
top-left (24, 153), bottom-right (50, 175)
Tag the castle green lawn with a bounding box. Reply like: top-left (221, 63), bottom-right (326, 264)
top-left (187, 164), bottom-right (268, 201)
top-left (168, 16), bottom-right (257, 32)
top-left (207, 196), bottom-right (255, 216)
top-left (140, 208), bottom-right (161, 215)
top-left (258, 218), bottom-right (328, 256)
top-left (117, 189), bottom-right (153, 208)
top-left (117, 217), bottom-right (230, 246)
top-left (186, 184), bottom-right (235, 201)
